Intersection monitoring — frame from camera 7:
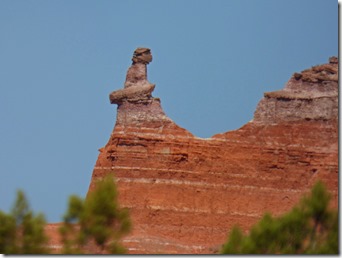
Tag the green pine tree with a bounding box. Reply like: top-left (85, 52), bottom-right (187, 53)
top-left (221, 181), bottom-right (338, 254)
top-left (59, 175), bottom-right (131, 254)
top-left (0, 190), bottom-right (49, 254)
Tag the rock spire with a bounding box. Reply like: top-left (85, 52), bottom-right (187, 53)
top-left (109, 47), bottom-right (155, 104)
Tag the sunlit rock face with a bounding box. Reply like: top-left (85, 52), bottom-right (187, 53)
top-left (88, 52), bottom-right (338, 254)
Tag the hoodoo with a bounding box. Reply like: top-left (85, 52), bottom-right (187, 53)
top-left (88, 50), bottom-right (338, 254)
top-left (109, 47), bottom-right (156, 105)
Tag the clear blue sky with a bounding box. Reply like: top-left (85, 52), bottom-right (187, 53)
top-left (0, 0), bottom-right (337, 222)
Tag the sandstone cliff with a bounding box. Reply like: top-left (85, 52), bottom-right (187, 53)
top-left (88, 51), bottom-right (338, 254)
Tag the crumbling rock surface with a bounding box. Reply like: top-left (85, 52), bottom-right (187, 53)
top-left (84, 55), bottom-right (338, 254)
top-left (293, 56), bottom-right (338, 83)
top-left (254, 57), bottom-right (338, 123)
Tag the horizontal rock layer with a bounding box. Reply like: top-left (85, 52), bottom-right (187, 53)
top-left (87, 58), bottom-right (338, 254)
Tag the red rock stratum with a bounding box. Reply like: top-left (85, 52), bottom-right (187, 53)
top-left (86, 51), bottom-right (338, 254)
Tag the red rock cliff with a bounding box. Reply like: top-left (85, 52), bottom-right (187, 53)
top-left (88, 51), bottom-right (338, 254)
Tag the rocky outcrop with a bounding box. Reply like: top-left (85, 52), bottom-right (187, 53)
top-left (88, 51), bottom-right (338, 254)
top-left (254, 57), bottom-right (338, 123)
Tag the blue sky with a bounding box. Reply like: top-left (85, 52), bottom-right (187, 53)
top-left (0, 0), bottom-right (338, 222)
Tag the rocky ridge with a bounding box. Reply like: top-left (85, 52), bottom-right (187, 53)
top-left (254, 56), bottom-right (338, 123)
top-left (87, 50), bottom-right (338, 254)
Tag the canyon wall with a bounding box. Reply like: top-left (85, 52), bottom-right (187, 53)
top-left (88, 52), bottom-right (338, 254)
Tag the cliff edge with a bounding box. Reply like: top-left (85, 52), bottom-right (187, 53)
top-left (88, 50), bottom-right (338, 254)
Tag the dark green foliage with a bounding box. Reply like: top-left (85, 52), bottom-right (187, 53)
top-left (59, 175), bottom-right (131, 254)
top-left (0, 190), bottom-right (49, 254)
top-left (219, 225), bottom-right (244, 253)
top-left (1, 176), bottom-right (131, 254)
top-left (221, 181), bottom-right (338, 254)
top-left (0, 211), bottom-right (16, 253)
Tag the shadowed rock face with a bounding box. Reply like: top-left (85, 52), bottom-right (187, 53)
top-left (88, 54), bottom-right (338, 254)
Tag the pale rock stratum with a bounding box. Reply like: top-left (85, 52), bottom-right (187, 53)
top-left (85, 50), bottom-right (338, 254)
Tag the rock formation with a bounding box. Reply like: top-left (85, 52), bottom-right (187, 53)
top-left (109, 48), bottom-right (155, 104)
top-left (87, 50), bottom-right (338, 254)
top-left (254, 57), bottom-right (338, 123)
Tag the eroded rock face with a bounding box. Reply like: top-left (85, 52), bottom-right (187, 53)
top-left (254, 57), bottom-right (338, 123)
top-left (88, 55), bottom-right (338, 254)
